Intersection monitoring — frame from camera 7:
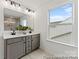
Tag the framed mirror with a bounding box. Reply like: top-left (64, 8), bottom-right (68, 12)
top-left (4, 8), bottom-right (34, 31)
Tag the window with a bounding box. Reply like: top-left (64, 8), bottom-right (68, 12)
top-left (48, 2), bottom-right (73, 39)
top-left (49, 3), bottom-right (72, 23)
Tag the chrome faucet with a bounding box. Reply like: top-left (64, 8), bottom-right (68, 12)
top-left (11, 29), bottom-right (16, 35)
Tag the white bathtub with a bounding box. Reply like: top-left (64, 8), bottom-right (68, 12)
top-left (46, 38), bottom-right (78, 57)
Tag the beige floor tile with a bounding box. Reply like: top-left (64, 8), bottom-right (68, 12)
top-left (21, 55), bottom-right (31, 59)
top-left (21, 49), bottom-right (49, 59)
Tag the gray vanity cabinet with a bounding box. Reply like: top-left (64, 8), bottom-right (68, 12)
top-left (4, 34), bottom-right (40, 59)
top-left (31, 34), bottom-right (40, 51)
top-left (5, 37), bottom-right (25, 59)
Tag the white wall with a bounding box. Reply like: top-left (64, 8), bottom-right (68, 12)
top-left (34, 0), bottom-right (78, 56)
top-left (72, 0), bottom-right (78, 46)
top-left (0, 4), bottom-right (4, 59)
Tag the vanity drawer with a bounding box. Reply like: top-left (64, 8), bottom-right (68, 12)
top-left (7, 37), bottom-right (25, 45)
top-left (15, 37), bottom-right (25, 42)
top-left (32, 34), bottom-right (40, 38)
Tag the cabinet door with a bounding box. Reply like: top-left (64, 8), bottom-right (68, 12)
top-left (7, 43), bottom-right (18, 59)
top-left (32, 34), bottom-right (40, 51)
top-left (6, 37), bottom-right (25, 59)
top-left (16, 41), bottom-right (25, 58)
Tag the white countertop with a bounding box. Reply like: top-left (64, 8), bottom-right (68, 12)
top-left (3, 32), bottom-right (40, 39)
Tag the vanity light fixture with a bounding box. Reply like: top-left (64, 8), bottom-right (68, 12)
top-left (26, 7), bottom-right (34, 12)
top-left (5, 0), bottom-right (21, 7)
top-left (26, 8), bottom-right (31, 12)
top-left (32, 10), bottom-right (35, 13)
top-left (26, 8), bottom-right (35, 13)
top-left (5, 0), bottom-right (35, 14)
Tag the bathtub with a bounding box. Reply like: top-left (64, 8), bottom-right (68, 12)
top-left (44, 31), bottom-right (78, 57)
top-left (46, 35), bottom-right (78, 57)
top-left (45, 38), bottom-right (78, 57)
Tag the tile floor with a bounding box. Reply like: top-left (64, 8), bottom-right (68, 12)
top-left (21, 49), bottom-right (51, 59)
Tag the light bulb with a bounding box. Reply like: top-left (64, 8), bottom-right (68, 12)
top-left (4, 0), bottom-right (10, 6)
top-left (25, 10), bottom-right (28, 13)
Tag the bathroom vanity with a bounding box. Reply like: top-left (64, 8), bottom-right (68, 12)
top-left (4, 7), bottom-right (40, 59)
top-left (4, 33), bottom-right (40, 59)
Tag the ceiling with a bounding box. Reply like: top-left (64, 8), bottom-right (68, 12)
top-left (11, 0), bottom-right (54, 10)
top-left (10, 0), bottom-right (68, 12)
